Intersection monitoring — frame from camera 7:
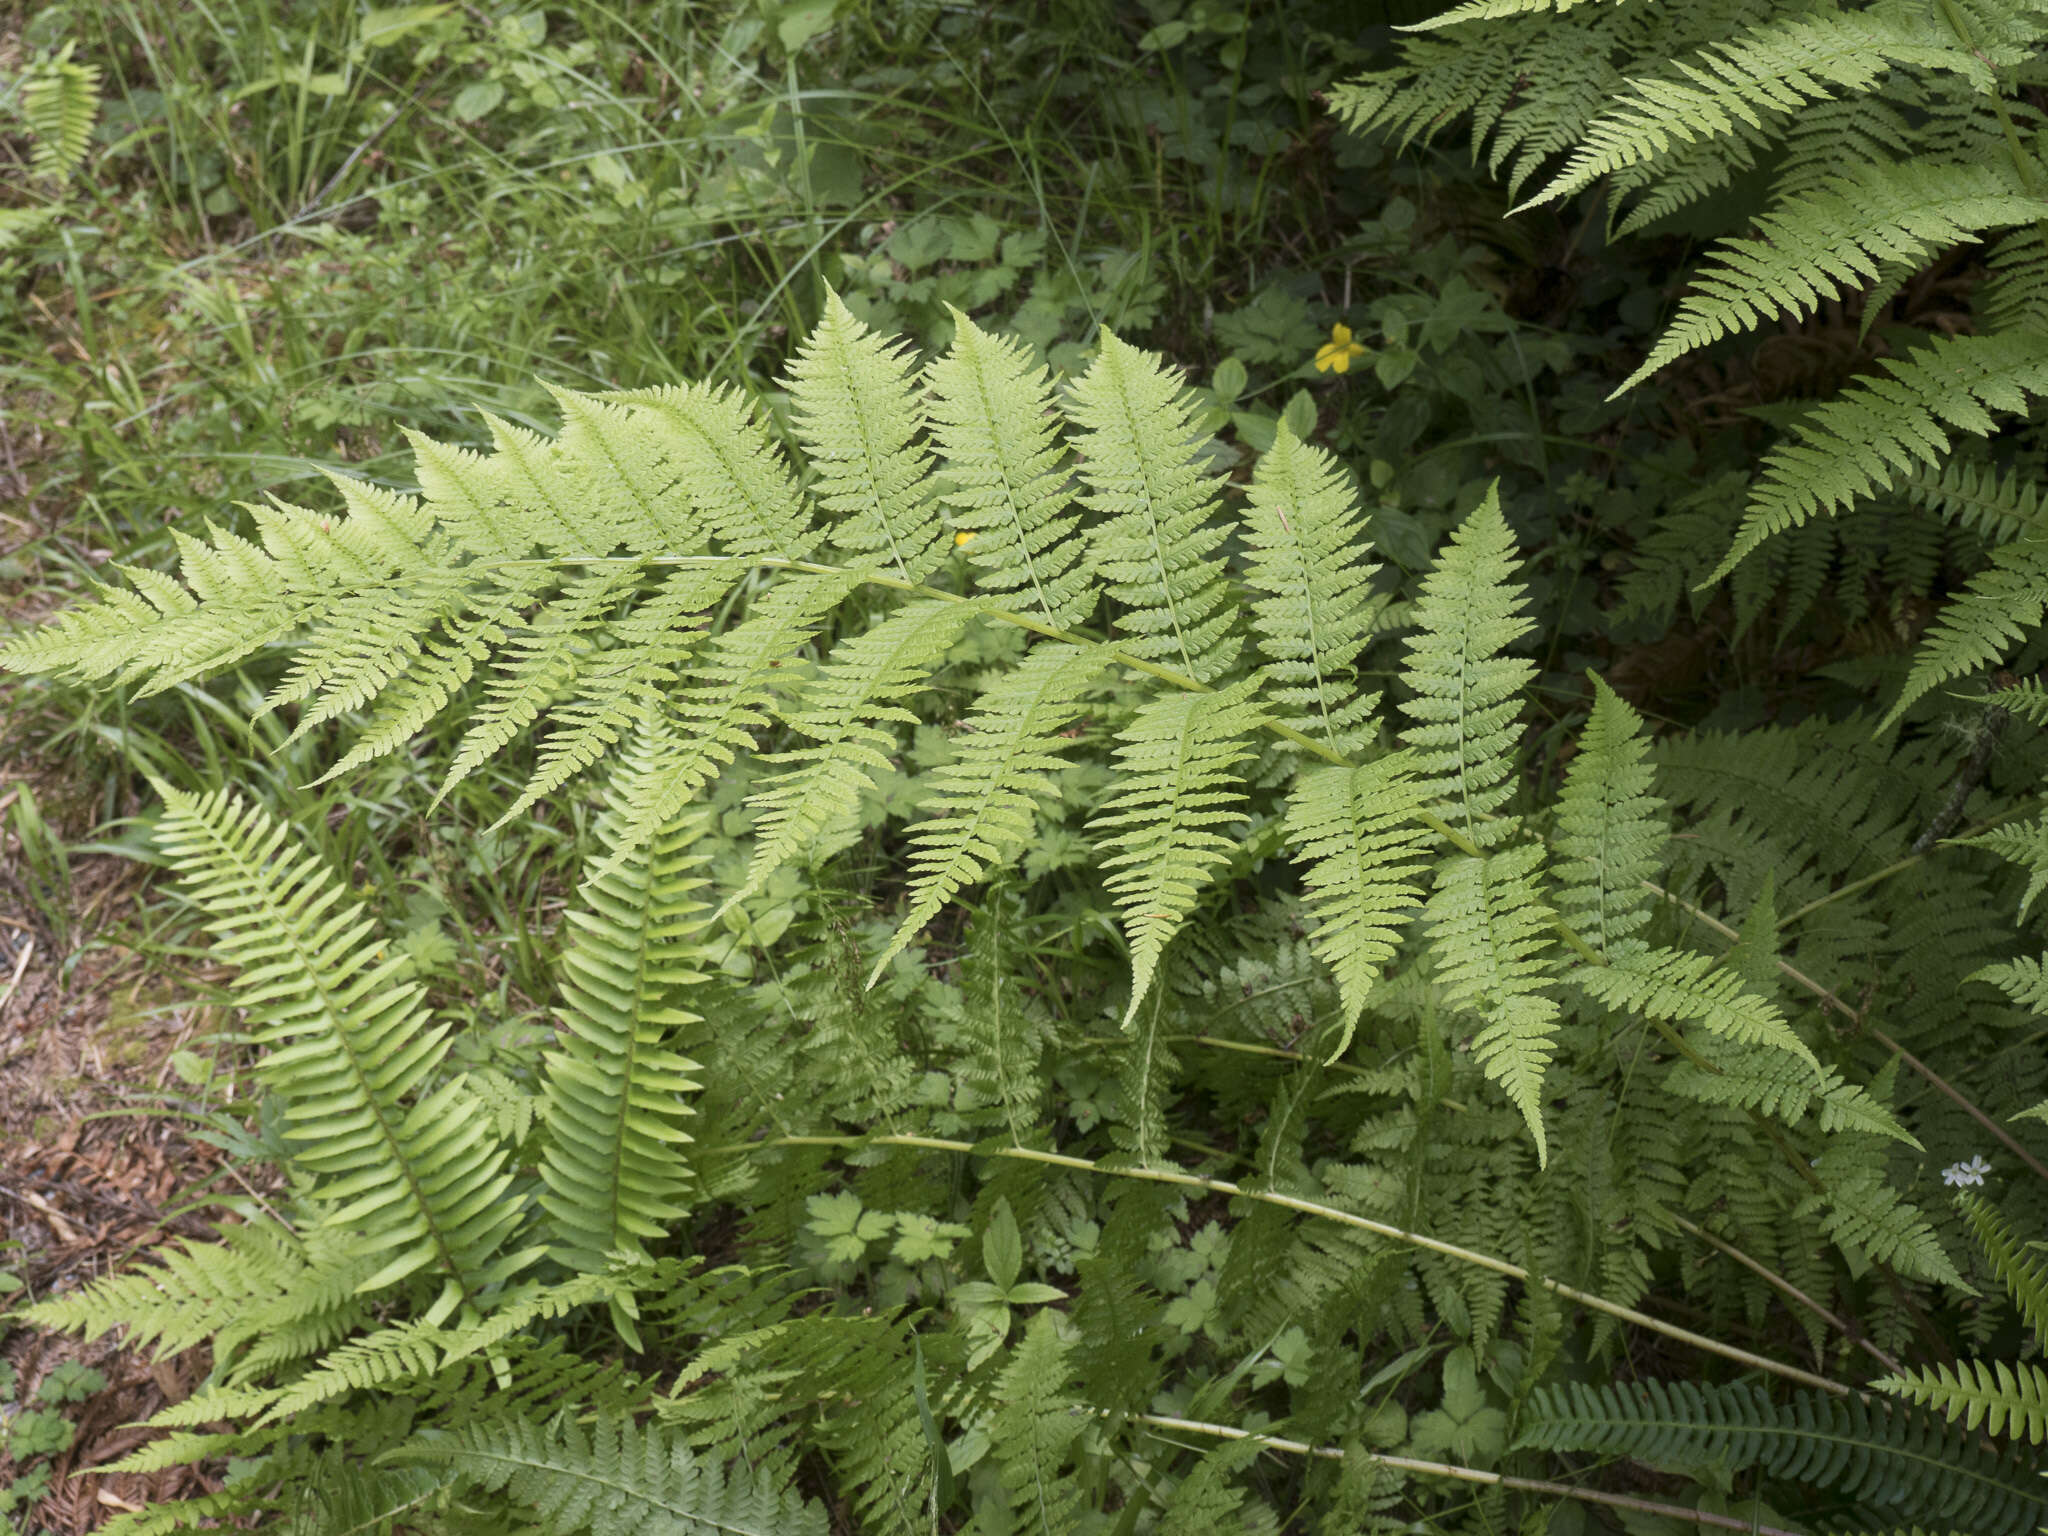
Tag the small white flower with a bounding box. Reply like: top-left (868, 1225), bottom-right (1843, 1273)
top-left (1941, 1155), bottom-right (1993, 1188)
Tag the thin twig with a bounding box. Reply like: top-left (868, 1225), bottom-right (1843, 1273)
top-left (726, 1131), bottom-right (1849, 1395)
top-left (1126, 1412), bottom-right (1807, 1536)
top-left (1673, 1214), bottom-right (1901, 1375)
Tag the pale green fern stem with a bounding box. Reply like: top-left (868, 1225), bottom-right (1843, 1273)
top-left (739, 1130), bottom-right (1849, 1395)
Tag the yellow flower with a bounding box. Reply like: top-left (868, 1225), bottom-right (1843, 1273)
top-left (1313, 322), bottom-right (1367, 375)
top-left (954, 530), bottom-right (977, 547)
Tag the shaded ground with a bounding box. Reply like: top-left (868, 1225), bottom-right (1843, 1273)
top-left (2, 707), bottom-right (234, 1530)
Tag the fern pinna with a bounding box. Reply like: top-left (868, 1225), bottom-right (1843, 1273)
top-left (8, 286), bottom-right (2043, 1530)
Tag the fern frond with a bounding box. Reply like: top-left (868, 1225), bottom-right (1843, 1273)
top-left (877, 642), bottom-right (1110, 979)
top-left (1426, 842), bottom-right (1561, 1161)
top-left (1401, 0), bottom-right (1618, 30)
top-left (1879, 1358), bottom-right (2048, 1445)
top-left (1896, 453), bottom-right (2048, 542)
top-left (1283, 753), bottom-right (1434, 1054)
top-left (1883, 537), bottom-right (2048, 728)
top-left (155, 787), bottom-right (527, 1303)
top-left (577, 572), bottom-right (857, 872)
top-left (928, 308), bottom-right (1095, 629)
top-left (1521, 1378), bottom-right (2048, 1535)
top-left (1239, 422), bottom-right (1384, 752)
top-left (1616, 162), bottom-right (2048, 393)
top-left (1066, 329), bottom-right (1241, 683)
top-left (1520, 7), bottom-right (1990, 212)
top-left (731, 597), bottom-right (983, 913)
top-left (954, 886), bottom-right (1047, 1144)
top-left (1400, 487), bottom-right (1537, 846)
top-left (1091, 678), bottom-right (1265, 1026)
top-left (786, 289), bottom-right (944, 581)
top-left (607, 381), bottom-right (820, 561)
top-left (391, 1412), bottom-right (828, 1536)
top-left (1974, 950), bottom-right (2048, 1013)
top-left (22, 43), bottom-right (101, 184)
top-left (1718, 329), bottom-right (2048, 573)
top-left (989, 1313), bottom-right (1087, 1536)
top-left (1552, 675), bottom-right (1665, 954)
top-left (1803, 1138), bottom-right (1963, 1286)
top-left (1954, 1189), bottom-right (2048, 1345)
top-left (1667, 1040), bottom-right (1914, 1143)
top-left (538, 755), bottom-right (711, 1276)
top-left (1572, 945), bottom-right (1817, 1073)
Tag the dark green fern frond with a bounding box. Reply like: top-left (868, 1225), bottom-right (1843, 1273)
top-left (989, 1313), bottom-right (1087, 1536)
top-left (1551, 675), bottom-right (1664, 955)
top-left (928, 308), bottom-right (1095, 629)
top-left (785, 289), bottom-right (944, 582)
top-left (1617, 162), bottom-right (2048, 393)
top-left (1091, 678), bottom-right (1265, 1026)
top-left (953, 886), bottom-right (1048, 1145)
top-left (1719, 328), bottom-right (2048, 574)
top-left (1400, 487), bottom-right (1537, 846)
top-left (1284, 753), bottom-right (1434, 1054)
top-left (1879, 1358), bottom-right (2048, 1445)
top-left (539, 746), bottom-right (712, 1279)
top-left (1426, 842), bottom-right (1561, 1161)
top-left (390, 1411), bottom-right (827, 1536)
top-left (1520, 1378), bottom-right (2046, 1535)
top-left (877, 642), bottom-right (1110, 979)
top-left (1066, 329), bottom-right (1241, 683)
top-left (1239, 422), bottom-right (1385, 752)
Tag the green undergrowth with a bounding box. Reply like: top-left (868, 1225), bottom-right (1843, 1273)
top-left (3, 0), bottom-right (2048, 1532)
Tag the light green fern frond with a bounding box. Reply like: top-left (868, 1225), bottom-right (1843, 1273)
top-left (1616, 162), bottom-right (2048, 393)
top-left (1883, 538), bottom-right (2046, 728)
top-left (1803, 1137), bottom-right (1963, 1287)
top-left (786, 290), bottom-right (944, 582)
top-left (1284, 753), bottom-right (1434, 1054)
top-left (390, 1412), bottom-right (828, 1536)
top-left (539, 752), bottom-right (711, 1278)
top-left (25, 1221), bottom-right (306, 1361)
top-left (1573, 945), bottom-right (1817, 1072)
top-left (1955, 1188), bottom-right (2048, 1345)
top-left (1426, 842), bottom-right (1561, 1161)
top-left (1239, 422), bottom-right (1384, 752)
top-left (1401, 0), bottom-right (1620, 31)
top-left (1718, 329), bottom-right (2048, 574)
top-left (731, 597), bottom-right (983, 913)
top-left (607, 381), bottom-right (820, 561)
top-left (1066, 329), bottom-right (1241, 684)
top-left (154, 786), bottom-right (528, 1305)
top-left (927, 308), bottom-right (1095, 629)
top-left (1880, 1358), bottom-right (2048, 1445)
top-left (1400, 487), bottom-right (1536, 846)
top-left (22, 43), bottom-right (101, 184)
top-left (1518, 6), bottom-right (1989, 213)
top-left (1551, 675), bottom-right (1664, 955)
top-left (954, 886), bottom-right (1046, 1145)
top-left (1667, 1039), bottom-right (1915, 1142)
top-left (1975, 950), bottom-right (2048, 1012)
top-left (1897, 454), bottom-right (2048, 543)
top-left (877, 642), bottom-right (1109, 980)
top-left (1090, 678), bottom-right (1265, 1026)
top-left (582, 572), bottom-right (858, 873)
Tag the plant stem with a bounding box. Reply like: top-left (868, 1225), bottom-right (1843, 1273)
top-left (1672, 1214), bottom-right (1901, 1375)
top-left (1648, 879), bottom-right (2048, 1189)
top-left (733, 1131), bottom-right (1849, 1395)
top-left (1125, 1412), bottom-right (1808, 1536)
